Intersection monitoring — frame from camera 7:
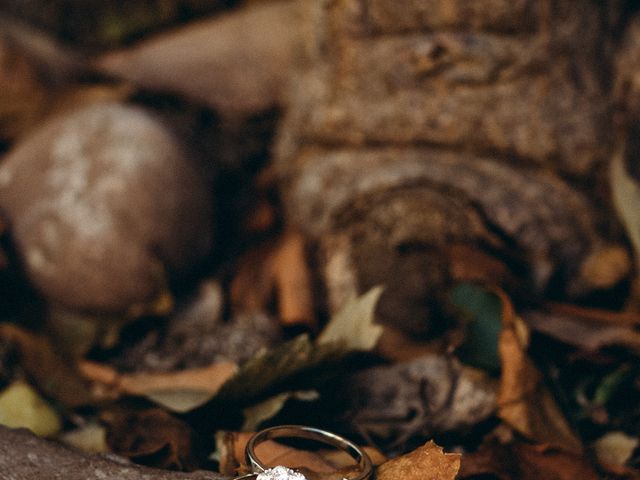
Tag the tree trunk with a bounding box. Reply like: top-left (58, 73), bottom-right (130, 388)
top-left (275, 0), bottom-right (632, 336)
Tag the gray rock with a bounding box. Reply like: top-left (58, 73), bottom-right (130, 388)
top-left (0, 102), bottom-right (213, 314)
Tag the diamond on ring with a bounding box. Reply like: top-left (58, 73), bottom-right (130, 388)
top-left (256, 466), bottom-right (307, 480)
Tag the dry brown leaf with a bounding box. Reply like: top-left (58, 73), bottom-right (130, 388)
top-left (594, 431), bottom-right (639, 470)
top-left (376, 441), bottom-right (460, 480)
top-left (95, 1), bottom-right (300, 118)
top-left (230, 242), bottom-right (277, 314)
top-left (101, 408), bottom-right (198, 471)
top-left (374, 325), bottom-right (446, 362)
top-left (271, 232), bottom-right (316, 329)
top-left (78, 359), bottom-right (237, 409)
top-left (459, 441), bottom-right (601, 480)
top-left (447, 243), bottom-right (513, 286)
top-left (524, 310), bottom-right (640, 353)
top-left (545, 302), bottom-right (640, 326)
top-left (0, 39), bottom-right (48, 141)
top-left (231, 232), bottom-right (316, 330)
top-left (496, 294), bottom-right (583, 454)
top-left (218, 431), bottom-right (385, 479)
top-left (0, 323), bottom-right (94, 407)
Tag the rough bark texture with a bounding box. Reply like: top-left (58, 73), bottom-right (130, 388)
top-left (276, 0), bottom-right (631, 335)
top-left (0, 426), bottom-right (226, 480)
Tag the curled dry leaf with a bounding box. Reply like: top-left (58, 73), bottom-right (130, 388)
top-left (317, 286), bottom-right (383, 351)
top-left (544, 302), bottom-right (640, 327)
top-left (59, 423), bottom-right (109, 454)
top-left (96, 1), bottom-right (301, 118)
top-left (0, 424), bottom-right (226, 480)
top-left (593, 431), bottom-right (639, 472)
top-left (524, 310), bottom-right (640, 353)
top-left (459, 441), bottom-right (601, 480)
top-left (101, 408), bottom-right (198, 471)
top-left (111, 281), bottom-right (281, 373)
top-left (0, 323), bottom-right (94, 407)
top-left (0, 37), bottom-right (48, 142)
top-left (217, 431), bottom-right (385, 479)
top-left (612, 141), bottom-right (640, 272)
top-left (0, 381), bottom-right (62, 438)
top-left (241, 391), bottom-right (319, 432)
top-left (78, 360), bottom-right (238, 412)
top-left (215, 286), bottom-right (384, 403)
top-left (80, 286), bottom-right (383, 413)
top-left (496, 293), bottom-right (583, 454)
top-left (376, 441), bottom-right (460, 480)
top-left (231, 232), bottom-right (316, 330)
top-left (341, 354), bottom-right (496, 449)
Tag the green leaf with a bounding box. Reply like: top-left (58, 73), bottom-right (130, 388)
top-left (612, 149), bottom-right (640, 271)
top-left (450, 283), bottom-right (502, 373)
top-left (216, 334), bottom-right (343, 401)
top-left (0, 381), bottom-right (62, 437)
top-left (318, 285), bottom-right (384, 350)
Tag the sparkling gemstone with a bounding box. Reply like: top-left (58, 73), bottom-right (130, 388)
top-left (256, 466), bottom-right (307, 480)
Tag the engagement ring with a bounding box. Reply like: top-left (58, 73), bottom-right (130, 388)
top-left (240, 425), bottom-right (373, 480)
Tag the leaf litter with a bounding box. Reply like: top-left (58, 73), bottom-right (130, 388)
top-left (0, 4), bottom-right (639, 479)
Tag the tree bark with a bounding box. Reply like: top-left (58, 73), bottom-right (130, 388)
top-left (0, 426), bottom-right (226, 480)
top-left (276, 0), bottom-right (632, 335)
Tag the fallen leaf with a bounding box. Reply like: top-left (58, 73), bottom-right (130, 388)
top-left (0, 381), bottom-right (62, 437)
top-left (450, 283), bottom-right (502, 373)
top-left (0, 38), bottom-right (48, 141)
top-left (459, 441), bottom-right (601, 480)
top-left (241, 391), bottom-right (318, 432)
top-left (58, 422), bottom-right (109, 454)
top-left (594, 431), bottom-right (639, 470)
top-left (95, 1), bottom-right (301, 118)
top-left (78, 360), bottom-right (238, 412)
top-left (214, 334), bottom-right (339, 402)
top-left (230, 242), bottom-right (278, 314)
top-left (241, 393), bottom-right (293, 433)
top-left (376, 441), bottom-right (460, 480)
top-left (496, 294), bottom-right (583, 454)
top-left (217, 431), bottom-right (385, 478)
top-left (374, 324), bottom-right (446, 362)
top-left (342, 355), bottom-right (496, 450)
top-left (447, 243), bottom-right (513, 286)
top-left (83, 288), bottom-right (382, 413)
top-left (231, 232), bottom-right (316, 330)
top-left (271, 232), bottom-right (316, 329)
top-left (545, 302), bottom-right (640, 327)
top-left (0, 323), bottom-right (94, 407)
top-left (513, 444), bottom-right (600, 480)
top-left (101, 408), bottom-right (198, 471)
top-left (217, 286), bottom-right (384, 402)
top-left (524, 310), bottom-right (640, 353)
top-left (318, 286), bottom-right (384, 351)
top-left (612, 147), bottom-right (640, 272)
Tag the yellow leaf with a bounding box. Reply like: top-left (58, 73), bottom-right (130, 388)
top-left (318, 286), bottom-right (384, 351)
top-left (0, 381), bottom-right (62, 437)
